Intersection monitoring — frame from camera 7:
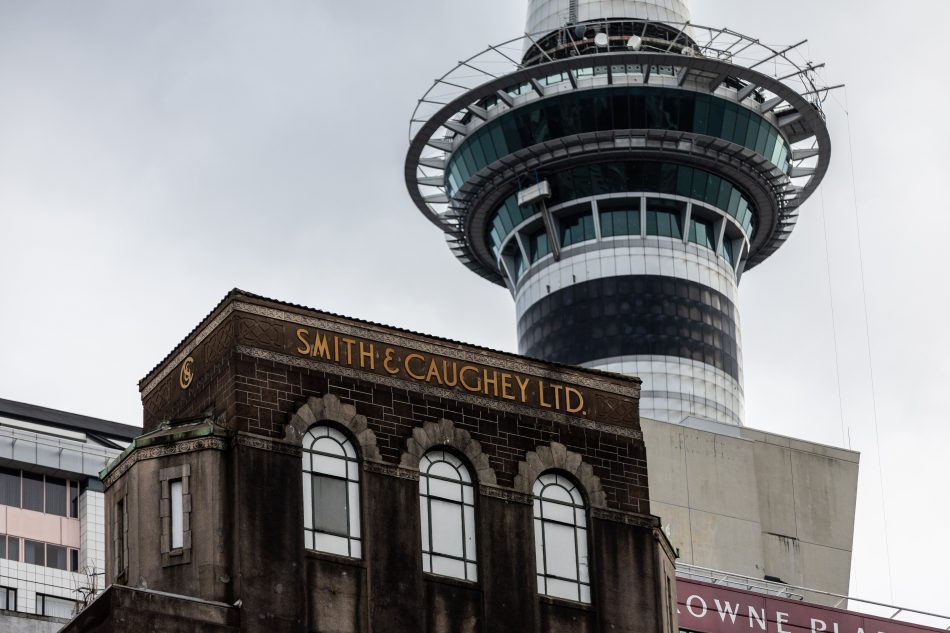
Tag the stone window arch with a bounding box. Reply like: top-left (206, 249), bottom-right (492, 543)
top-left (400, 419), bottom-right (496, 485)
top-left (285, 394), bottom-right (380, 462)
top-left (513, 442), bottom-right (605, 508)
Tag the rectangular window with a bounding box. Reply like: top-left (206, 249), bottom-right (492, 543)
top-left (170, 479), bottom-right (184, 550)
top-left (0, 586), bottom-right (16, 611)
top-left (45, 476), bottom-right (67, 517)
top-left (0, 536), bottom-right (5, 559)
top-left (70, 548), bottom-right (79, 573)
top-left (69, 481), bottom-right (80, 518)
top-left (599, 199), bottom-right (642, 237)
top-left (37, 594), bottom-right (76, 619)
top-left (528, 229), bottom-right (550, 263)
top-left (116, 498), bottom-right (125, 572)
top-left (0, 467), bottom-right (20, 507)
top-left (22, 472), bottom-right (44, 512)
top-left (46, 544), bottom-right (67, 571)
top-left (24, 539), bottom-right (44, 566)
top-left (558, 210), bottom-right (595, 247)
top-left (7, 537), bottom-right (19, 562)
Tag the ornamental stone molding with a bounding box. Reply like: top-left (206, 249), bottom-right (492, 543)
top-left (399, 418), bottom-right (497, 486)
top-left (514, 442), bottom-right (607, 508)
top-left (284, 394), bottom-right (381, 462)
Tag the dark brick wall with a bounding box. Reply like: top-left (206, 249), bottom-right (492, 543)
top-left (147, 352), bottom-right (649, 515)
top-left (124, 297), bottom-right (672, 633)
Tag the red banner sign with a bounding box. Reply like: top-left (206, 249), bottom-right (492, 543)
top-left (677, 578), bottom-right (942, 633)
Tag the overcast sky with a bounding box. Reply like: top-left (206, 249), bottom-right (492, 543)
top-left (0, 0), bottom-right (946, 618)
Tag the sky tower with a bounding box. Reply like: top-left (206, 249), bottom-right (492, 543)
top-left (406, 0), bottom-right (834, 426)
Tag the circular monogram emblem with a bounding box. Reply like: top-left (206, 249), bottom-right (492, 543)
top-left (179, 356), bottom-right (195, 389)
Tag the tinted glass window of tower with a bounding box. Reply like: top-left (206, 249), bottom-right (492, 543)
top-left (419, 450), bottom-right (477, 581)
top-left (0, 467), bottom-right (80, 517)
top-left (302, 426), bottom-right (362, 558)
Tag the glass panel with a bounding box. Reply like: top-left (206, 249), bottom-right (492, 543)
top-left (22, 472), bottom-right (44, 512)
top-left (0, 537), bottom-right (5, 559)
top-left (577, 528), bottom-right (590, 583)
top-left (0, 588), bottom-right (9, 610)
top-left (463, 504), bottom-right (477, 561)
top-left (69, 481), bottom-right (79, 518)
top-left (0, 467), bottom-right (20, 507)
top-left (302, 473), bottom-right (313, 530)
top-left (8, 538), bottom-right (18, 562)
top-left (541, 499), bottom-right (575, 524)
top-left (170, 479), bottom-right (183, 549)
top-left (313, 532), bottom-right (349, 557)
top-left (313, 435), bottom-right (345, 456)
top-left (312, 475), bottom-right (348, 536)
top-left (431, 555), bottom-right (465, 578)
top-left (546, 577), bottom-right (580, 602)
top-left (45, 477), bottom-right (67, 517)
top-left (559, 211), bottom-right (595, 247)
top-left (543, 522), bottom-right (579, 579)
top-left (40, 595), bottom-right (76, 618)
top-left (46, 545), bottom-right (67, 570)
top-left (24, 539), bottom-right (44, 566)
top-left (70, 549), bottom-right (79, 572)
top-left (420, 497), bottom-right (430, 551)
top-left (528, 229), bottom-right (549, 262)
top-left (428, 461), bottom-right (460, 481)
top-left (430, 499), bottom-right (464, 557)
top-left (311, 452), bottom-right (347, 478)
top-left (348, 482), bottom-right (361, 538)
top-left (428, 477), bottom-right (462, 502)
top-left (580, 583), bottom-right (592, 603)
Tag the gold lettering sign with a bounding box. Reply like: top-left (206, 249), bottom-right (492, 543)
top-left (294, 327), bottom-right (587, 416)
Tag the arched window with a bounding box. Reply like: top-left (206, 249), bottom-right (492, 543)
top-left (419, 450), bottom-right (477, 581)
top-left (533, 472), bottom-right (590, 603)
top-left (303, 425), bottom-right (361, 558)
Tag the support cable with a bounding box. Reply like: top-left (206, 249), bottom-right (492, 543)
top-left (818, 187), bottom-right (848, 449)
top-left (834, 87), bottom-right (895, 602)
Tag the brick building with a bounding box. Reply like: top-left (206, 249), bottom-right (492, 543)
top-left (64, 289), bottom-right (678, 632)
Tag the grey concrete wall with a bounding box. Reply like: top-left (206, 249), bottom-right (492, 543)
top-left (641, 417), bottom-right (859, 603)
top-left (0, 611), bottom-right (65, 633)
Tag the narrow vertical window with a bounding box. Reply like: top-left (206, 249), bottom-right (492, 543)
top-left (419, 450), bottom-right (477, 581)
top-left (0, 586), bottom-right (16, 611)
top-left (533, 472), bottom-right (590, 603)
top-left (170, 479), bottom-right (183, 550)
top-left (0, 467), bottom-right (20, 507)
top-left (303, 426), bottom-right (361, 558)
top-left (115, 498), bottom-right (126, 573)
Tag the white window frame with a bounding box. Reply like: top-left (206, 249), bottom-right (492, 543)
top-left (303, 425), bottom-right (362, 558)
top-left (419, 450), bottom-right (478, 581)
top-left (533, 472), bottom-right (591, 603)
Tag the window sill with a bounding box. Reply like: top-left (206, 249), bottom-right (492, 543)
top-left (422, 573), bottom-right (479, 590)
top-left (539, 594), bottom-right (595, 611)
top-left (303, 549), bottom-right (364, 569)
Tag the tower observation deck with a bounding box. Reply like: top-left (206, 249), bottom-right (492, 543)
top-left (405, 0), bottom-right (836, 426)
